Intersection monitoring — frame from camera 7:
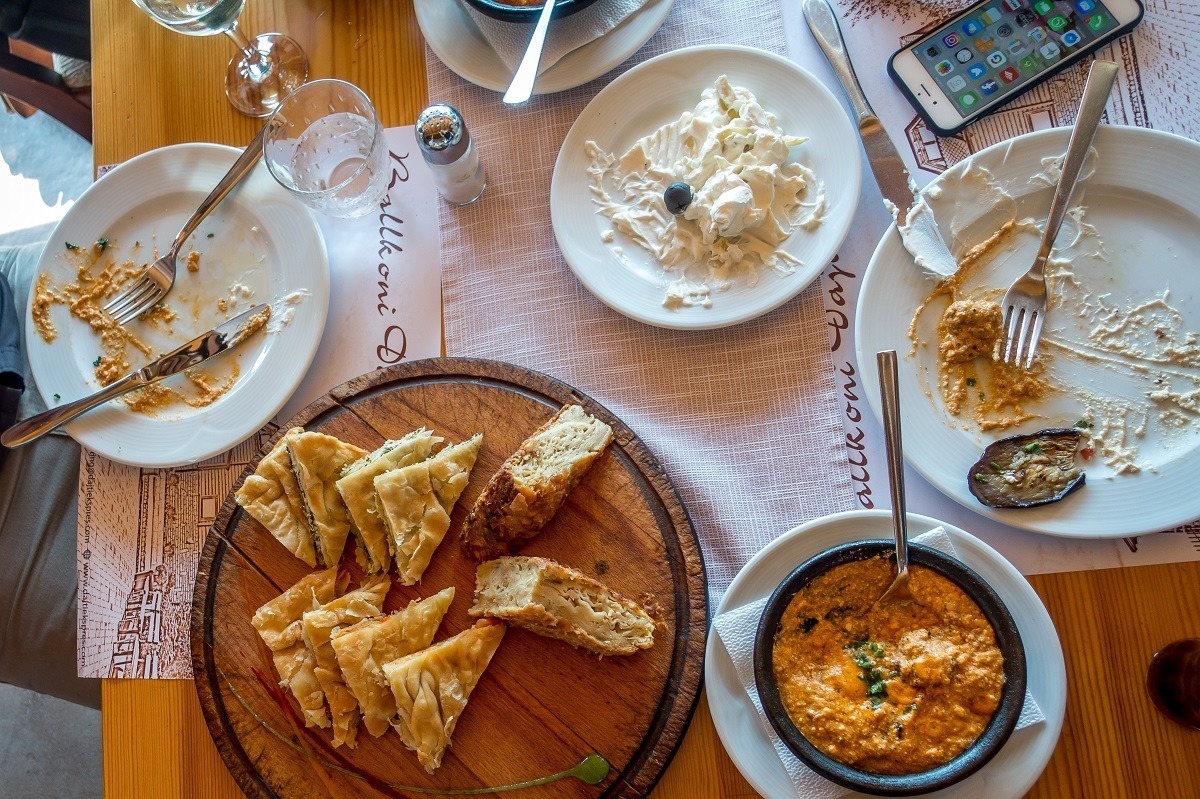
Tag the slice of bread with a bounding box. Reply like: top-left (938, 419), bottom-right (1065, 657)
top-left (460, 405), bottom-right (612, 561)
top-left (468, 556), bottom-right (655, 656)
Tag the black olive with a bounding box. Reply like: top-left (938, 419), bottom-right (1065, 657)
top-left (663, 182), bottom-right (693, 216)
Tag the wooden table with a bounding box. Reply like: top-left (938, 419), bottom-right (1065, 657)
top-left (92, 0), bottom-right (1200, 796)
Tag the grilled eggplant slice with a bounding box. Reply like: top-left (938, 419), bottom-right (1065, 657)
top-left (968, 428), bottom-right (1085, 508)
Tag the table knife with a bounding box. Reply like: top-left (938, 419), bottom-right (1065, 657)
top-left (802, 0), bottom-right (958, 277)
top-left (2, 303), bottom-right (271, 448)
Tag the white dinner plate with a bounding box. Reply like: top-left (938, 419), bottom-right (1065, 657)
top-left (26, 144), bottom-right (328, 468)
top-left (551, 44), bottom-right (861, 330)
top-left (414, 0), bottom-right (674, 95)
top-left (706, 510), bottom-right (1066, 799)
top-left (856, 127), bottom-right (1200, 538)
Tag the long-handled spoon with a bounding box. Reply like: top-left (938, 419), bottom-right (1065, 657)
top-left (503, 0), bottom-right (556, 104)
top-left (876, 349), bottom-right (914, 605)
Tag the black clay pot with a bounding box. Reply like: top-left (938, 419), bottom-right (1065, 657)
top-left (753, 540), bottom-right (1027, 796)
top-left (461, 0), bottom-right (602, 23)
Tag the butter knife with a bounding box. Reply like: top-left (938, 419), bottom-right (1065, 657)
top-left (802, 0), bottom-right (958, 277)
top-left (2, 303), bottom-right (271, 447)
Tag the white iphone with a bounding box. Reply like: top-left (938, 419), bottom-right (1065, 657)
top-left (888, 0), bottom-right (1143, 136)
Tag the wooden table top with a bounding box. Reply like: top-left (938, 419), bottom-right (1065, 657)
top-left (92, 0), bottom-right (1200, 796)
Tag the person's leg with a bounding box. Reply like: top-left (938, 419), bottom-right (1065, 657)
top-left (0, 433), bottom-right (97, 708)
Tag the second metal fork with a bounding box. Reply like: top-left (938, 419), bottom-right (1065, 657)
top-left (103, 123), bottom-right (268, 325)
top-left (1001, 59), bottom-right (1119, 369)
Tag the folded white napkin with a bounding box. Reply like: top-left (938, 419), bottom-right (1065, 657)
top-left (458, 0), bottom-right (652, 75)
top-left (713, 527), bottom-right (1046, 799)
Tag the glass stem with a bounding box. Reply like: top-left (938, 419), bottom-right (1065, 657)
top-left (225, 23), bottom-right (272, 82)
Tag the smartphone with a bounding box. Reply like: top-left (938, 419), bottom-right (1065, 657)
top-left (888, 0), bottom-right (1143, 136)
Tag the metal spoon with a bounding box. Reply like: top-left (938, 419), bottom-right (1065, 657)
top-left (876, 349), bottom-right (914, 605)
top-left (503, 0), bottom-right (556, 104)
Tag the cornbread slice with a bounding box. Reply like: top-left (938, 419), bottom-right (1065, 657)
top-left (336, 429), bottom-right (443, 574)
top-left (375, 435), bottom-right (483, 585)
top-left (461, 405), bottom-right (612, 561)
top-left (382, 620), bottom-right (506, 773)
top-left (287, 432), bottom-right (369, 567)
top-left (300, 575), bottom-right (390, 746)
top-left (330, 587), bottom-right (455, 737)
top-left (235, 428), bottom-right (314, 566)
top-left (469, 556), bottom-right (655, 656)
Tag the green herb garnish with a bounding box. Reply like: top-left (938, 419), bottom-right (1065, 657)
top-left (990, 461), bottom-right (1004, 473)
top-left (1075, 419), bottom-right (1094, 429)
top-left (95, 237), bottom-right (110, 253)
top-left (1024, 442), bottom-right (1044, 454)
top-left (974, 473), bottom-right (989, 483)
top-left (965, 377), bottom-right (976, 386)
top-left (65, 242), bottom-right (79, 251)
top-left (53, 393), bottom-right (61, 401)
top-left (93, 356), bottom-right (102, 367)
top-left (206, 232), bottom-right (214, 238)
top-left (846, 641), bottom-right (889, 704)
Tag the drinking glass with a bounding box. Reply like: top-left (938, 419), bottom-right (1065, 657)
top-left (131, 0), bottom-right (308, 117)
top-left (1147, 638), bottom-right (1200, 730)
top-left (263, 80), bottom-right (390, 219)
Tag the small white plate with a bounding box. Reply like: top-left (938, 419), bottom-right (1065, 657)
top-left (26, 144), bottom-right (329, 468)
top-left (414, 0), bottom-right (674, 95)
top-left (856, 127), bottom-right (1200, 537)
top-left (551, 44), bottom-right (861, 330)
top-left (706, 510), bottom-right (1066, 799)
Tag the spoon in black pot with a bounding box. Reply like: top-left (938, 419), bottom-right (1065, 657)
top-left (876, 349), bottom-right (915, 605)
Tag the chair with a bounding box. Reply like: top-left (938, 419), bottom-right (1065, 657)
top-left (0, 36), bottom-right (90, 141)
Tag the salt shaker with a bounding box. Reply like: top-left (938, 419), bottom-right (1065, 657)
top-left (416, 104), bottom-right (487, 206)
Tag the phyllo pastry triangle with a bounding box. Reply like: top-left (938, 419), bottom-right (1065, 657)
top-left (250, 568), bottom-right (340, 728)
top-left (374, 435), bottom-right (483, 585)
top-left (382, 619), bottom-right (506, 773)
top-left (461, 405), bottom-right (612, 561)
top-left (300, 575), bottom-right (390, 747)
top-left (330, 587), bottom-right (455, 738)
top-left (335, 429), bottom-right (443, 574)
top-left (287, 431), bottom-right (369, 568)
top-left (235, 428), bottom-right (315, 566)
top-left (469, 556), bottom-right (655, 655)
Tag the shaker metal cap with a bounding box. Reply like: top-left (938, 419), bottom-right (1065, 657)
top-left (417, 103), bottom-right (470, 165)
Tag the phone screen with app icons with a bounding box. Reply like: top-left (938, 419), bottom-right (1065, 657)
top-left (913, 0), bottom-right (1118, 118)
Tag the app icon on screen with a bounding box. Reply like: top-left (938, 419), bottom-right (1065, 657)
top-left (944, 32), bottom-right (962, 46)
top-left (1075, 0), bottom-right (1095, 11)
top-left (963, 18), bottom-right (983, 35)
top-left (1008, 39), bottom-right (1028, 55)
top-left (936, 59), bottom-right (955, 74)
top-left (1003, 0), bottom-right (1023, 11)
top-left (1000, 66), bottom-right (1021, 82)
top-left (1020, 55), bottom-right (1038, 70)
top-left (974, 36), bottom-right (996, 51)
top-left (1016, 10), bottom-right (1036, 26)
top-left (1040, 41), bottom-right (1062, 58)
top-left (959, 91), bottom-right (980, 108)
top-left (957, 48), bottom-right (975, 62)
top-left (1062, 29), bottom-right (1082, 45)
top-left (997, 23), bottom-right (1014, 36)
top-left (981, 7), bottom-right (1002, 24)
top-left (987, 51), bottom-right (1008, 66)
top-left (1047, 14), bottom-right (1069, 30)
top-left (968, 63), bottom-right (988, 79)
top-left (980, 79), bottom-right (1000, 94)
top-left (1088, 12), bottom-right (1109, 28)
top-left (1029, 26), bottom-right (1047, 41)
top-left (948, 75), bottom-right (968, 91)
top-left (1033, 0), bottom-right (1053, 14)
top-left (926, 45), bottom-right (940, 57)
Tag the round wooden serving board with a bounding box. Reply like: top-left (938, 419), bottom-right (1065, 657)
top-left (191, 357), bottom-right (708, 799)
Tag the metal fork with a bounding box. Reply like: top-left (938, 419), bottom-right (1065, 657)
top-left (1001, 59), bottom-right (1119, 369)
top-left (103, 123), bottom-right (268, 325)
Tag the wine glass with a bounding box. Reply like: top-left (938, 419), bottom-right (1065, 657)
top-left (263, 80), bottom-right (390, 218)
top-left (131, 0), bottom-right (308, 118)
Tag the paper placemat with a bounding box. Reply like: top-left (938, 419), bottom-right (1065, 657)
top-left (76, 128), bottom-right (441, 678)
top-left (430, 0), bottom-right (858, 608)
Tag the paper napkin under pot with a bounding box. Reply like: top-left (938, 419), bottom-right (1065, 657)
top-left (458, 0), bottom-right (652, 76)
top-left (713, 527), bottom-right (1046, 799)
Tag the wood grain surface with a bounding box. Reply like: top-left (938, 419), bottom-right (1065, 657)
top-left (93, 0), bottom-right (1200, 796)
top-left (190, 359), bottom-right (707, 799)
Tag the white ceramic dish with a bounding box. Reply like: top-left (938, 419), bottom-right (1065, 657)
top-left (706, 509), bottom-right (1066, 799)
top-left (551, 44), bottom-right (861, 330)
top-left (25, 144), bottom-right (328, 468)
top-left (414, 0), bottom-right (674, 94)
top-left (856, 127), bottom-right (1200, 538)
